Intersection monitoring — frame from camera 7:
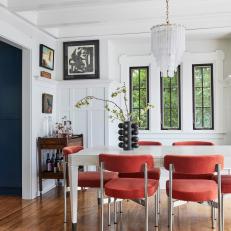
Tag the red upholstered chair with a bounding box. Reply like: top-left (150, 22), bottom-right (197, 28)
top-left (164, 155), bottom-right (224, 231)
top-left (172, 140), bottom-right (214, 146)
top-left (120, 141), bottom-right (161, 179)
top-left (172, 141), bottom-right (215, 180)
top-left (119, 140), bottom-right (162, 215)
top-left (99, 154), bottom-right (159, 231)
top-left (138, 140), bottom-right (162, 146)
top-left (62, 146), bottom-right (118, 223)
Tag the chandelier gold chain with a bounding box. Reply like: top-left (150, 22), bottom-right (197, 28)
top-left (166, 0), bottom-right (169, 24)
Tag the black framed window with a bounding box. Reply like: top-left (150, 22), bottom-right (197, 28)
top-left (192, 64), bottom-right (214, 130)
top-left (160, 66), bottom-right (181, 130)
top-left (130, 67), bottom-right (149, 130)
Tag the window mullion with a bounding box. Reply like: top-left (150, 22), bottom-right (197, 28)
top-left (201, 67), bottom-right (204, 128)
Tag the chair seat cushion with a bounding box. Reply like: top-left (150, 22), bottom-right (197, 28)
top-left (213, 175), bottom-right (231, 194)
top-left (78, 171), bottom-right (118, 188)
top-left (105, 178), bottom-right (159, 199)
top-left (63, 146), bottom-right (83, 155)
top-left (119, 168), bottom-right (160, 180)
top-left (166, 179), bottom-right (217, 202)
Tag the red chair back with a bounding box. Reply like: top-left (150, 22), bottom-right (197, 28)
top-left (172, 141), bottom-right (214, 146)
top-left (138, 141), bottom-right (162, 146)
top-left (63, 146), bottom-right (83, 155)
top-left (164, 155), bottom-right (224, 174)
top-left (99, 154), bottom-right (154, 173)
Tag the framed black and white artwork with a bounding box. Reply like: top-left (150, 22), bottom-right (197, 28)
top-left (63, 40), bottom-right (100, 80)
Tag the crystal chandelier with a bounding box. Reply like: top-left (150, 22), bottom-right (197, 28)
top-left (151, 0), bottom-right (185, 77)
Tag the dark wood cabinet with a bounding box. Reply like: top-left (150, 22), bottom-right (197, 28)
top-left (37, 134), bottom-right (83, 196)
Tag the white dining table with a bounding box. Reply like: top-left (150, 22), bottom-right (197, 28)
top-left (68, 145), bottom-right (231, 229)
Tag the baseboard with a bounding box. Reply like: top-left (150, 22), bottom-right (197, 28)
top-left (36, 179), bottom-right (56, 197)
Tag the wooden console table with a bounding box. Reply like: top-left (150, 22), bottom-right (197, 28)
top-left (37, 134), bottom-right (83, 196)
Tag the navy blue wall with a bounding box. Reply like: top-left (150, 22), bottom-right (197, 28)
top-left (0, 41), bottom-right (22, 195)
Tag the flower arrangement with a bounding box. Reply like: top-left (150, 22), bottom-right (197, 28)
top-left (75, 83), bottom-right (153, 124)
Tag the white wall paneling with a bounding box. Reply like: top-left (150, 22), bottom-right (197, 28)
top-left (32, 78), bottom-right (58, 196)
top-left (223, 77), bottom-right (231, 144)
top-left (57, 80), bottom-right (120, 148)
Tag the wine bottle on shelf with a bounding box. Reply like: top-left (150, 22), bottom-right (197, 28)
top-left (55, 153), bottom-right (60, 172)
top-left (60, 157), bottom-right (64, 172)
top-left (51, 153), bottom-right (55, 172)
top-left (46, 153), bottom-right (52, 172)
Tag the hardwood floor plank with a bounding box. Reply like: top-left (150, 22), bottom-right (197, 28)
top-left (0, 188), bottom-right (231, 231)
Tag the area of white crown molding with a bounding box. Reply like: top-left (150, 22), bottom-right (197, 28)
top-left (7, 0), bottom-right (148, 11)
top-left (17, 11), bottom-right (38, 25)
top-left (0, 0), bottom-right (7, 7)
top-left (55, 16), bottom-right (231, 39)
top-left (5, 0), bottom-right (231, 39)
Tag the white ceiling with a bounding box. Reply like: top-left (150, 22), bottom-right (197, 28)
top-left (1, 0), bottom-right (231, 39)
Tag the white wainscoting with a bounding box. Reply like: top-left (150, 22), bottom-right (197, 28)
top-left (57, 80), bottom-right (119, 148)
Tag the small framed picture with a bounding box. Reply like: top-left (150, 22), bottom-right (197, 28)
top-left (63, 40), bottom-right (99, 80)
top-left (40, 44), bottom-right (54, 70)
top-left (42, 93), bottom-right (53, 113)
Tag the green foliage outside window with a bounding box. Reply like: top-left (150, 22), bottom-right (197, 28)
top-left (193, 64), bottom-right (214, 129)
top-left (130, 67), bottom-right (149, 130)
top-left (161, 67), bottom-right (181, 130)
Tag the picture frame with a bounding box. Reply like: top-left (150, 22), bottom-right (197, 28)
top-left (40, 44), bottom-right (54, 70)
top-left (63, 40), bottom-right (100, 80)
top-left (42, 93), bottom-right (53, 114)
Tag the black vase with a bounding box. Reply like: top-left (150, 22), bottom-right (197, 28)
top-left (118, 121), bottom-right (139, 150)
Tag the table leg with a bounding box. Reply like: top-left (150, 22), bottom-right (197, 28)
top-left (69, 163), bottom-right (78, 230)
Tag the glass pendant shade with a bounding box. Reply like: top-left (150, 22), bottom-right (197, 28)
top-left (151, 23), bottom-right (185, 77)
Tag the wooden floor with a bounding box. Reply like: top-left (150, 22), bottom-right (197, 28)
top-left (0, 188), bottom-right (231, 231)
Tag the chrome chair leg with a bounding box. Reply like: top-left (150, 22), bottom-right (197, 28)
top-left (214, 205), bottom-right (217, 220)
top-left (119, 201), bottom-right (123, 213)
top-left (217, 164), bottom-right (222, 231)
top-left (158, 187), bottom-right (161, 215)
top-left (108, 198), bottom-right (111, 226)
top-left (63, 161), bottom-right (67, 223)
top-left (100, 162), bottom-right (104, 231)
top-left (114, 198), bottom-right (117, 224)
top-left (145, 197), bottom-right (149, 231)
top-left (155, 193), bottom-right (158, 227)
top-left (211, 205), bottom-right (213, 219)
top-left (168, 164), bottom-right (173, 231)
top-left (212, 203), bottom-right (216, 229)
top-left (144, 163), bottom-right (148, 231)
top-left (168, 196), bottom-right (173, 231)
top-left (221, 194), bottom-right (224, 231)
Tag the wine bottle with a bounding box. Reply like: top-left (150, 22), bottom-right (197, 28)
top-left (46, 153), bottom-right (52, 172)
top-left (51, 153), bottom-right (55, 172)
top-left (60, 157), bottom-right (64, 172)
top-left (55, 153), bottom-right (60, 172)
